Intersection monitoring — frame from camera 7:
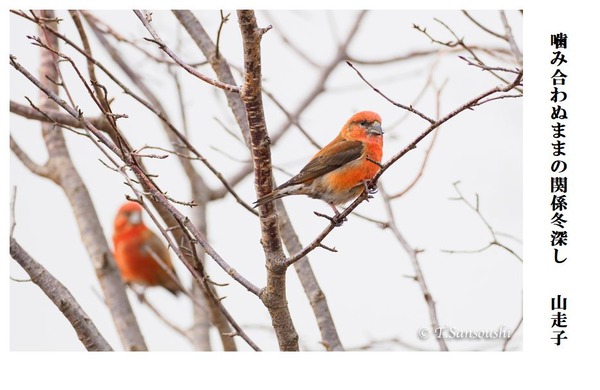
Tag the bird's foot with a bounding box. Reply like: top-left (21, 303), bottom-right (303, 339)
top-left (329, 203), bottom-right (348, 226)
top-left (362, 180), bottom-right (378, 200)
top-left (314, 211), bottom-right (346, 227)
top-left (130, 284), bottom-right (147, 303)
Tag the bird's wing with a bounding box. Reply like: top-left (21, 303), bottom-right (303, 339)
top-left (142, 230), bottom-right (182, 295)
top-left (282, 139), bottom-right (364, 187)
top-left (142, 230), bottom-right (175, 271)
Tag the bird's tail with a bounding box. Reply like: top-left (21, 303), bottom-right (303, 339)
top-left (253, 190), bottom-right (284, 208)
top-left (163, 282), bottom-right (182, 297)
top-left (254, 184), bottom-right (305, 207)
top-left (165, 285), bottom-right (181, 296)
top-left (160, 272), bottom-right (184, 297)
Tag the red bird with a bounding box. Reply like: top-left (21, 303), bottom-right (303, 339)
top-left (112, 201), bottom-right (182, 296)
top-left (254, 111), bottom-right (384, 212)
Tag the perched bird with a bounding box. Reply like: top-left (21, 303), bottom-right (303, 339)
top-left (254, 111), bottom-right (384, 213)
top-left (112, 201), bottom-right (182, 296)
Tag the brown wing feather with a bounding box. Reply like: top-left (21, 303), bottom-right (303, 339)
top-left (280, 140), bottom-right (364, 188)
top-left (143, 230), bottom-right (182, 295)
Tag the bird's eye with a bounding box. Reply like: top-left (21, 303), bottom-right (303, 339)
top-left (360, 120), bottom-right (368, 126)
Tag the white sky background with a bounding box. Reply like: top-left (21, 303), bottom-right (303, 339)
top-left (5, 1), bottom-right (600, 388)
top-left (10, 10), bottom-right (522, 351)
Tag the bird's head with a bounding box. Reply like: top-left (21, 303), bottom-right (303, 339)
top-left (343, 111), bottom-right (383, 140)
top-left (114, 201), bottom-right (144, 232)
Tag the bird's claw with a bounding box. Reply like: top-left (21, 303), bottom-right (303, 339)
top-left (362, 181), bottom-right (378, 202)
top-left (314, 211), bottom-right (346, 226)
top-left (332, 214), bottom-right (347, 226)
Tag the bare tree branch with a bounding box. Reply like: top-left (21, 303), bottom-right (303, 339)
top-left (12, 44), bottom-right (258, 349)
top-left (83, 11), bottom-right (238, 350)
top-left (11, 9), bottom-right (522, 352)
top-left (284, 190), bottom-right (371, 267)
top-left (174, 10), bottom-right (345, 350)
top-left (262, 10), bottom-right (321, 68)
top-left (414, 17), bottom-right (522, 92)
top-left (132, 288), bottom-right (194, 343)
top-left (80, 13), bottom-right (258, 216)
top-left (381, 187), bottom-right (448, 351)
top-left (349, 46), bottom-right (512, 65)
top-left (346, 61), bottom-right (435, 124)
top-left (268, 10), bottom-right (368, 146)
top-left (10, 11), bottom-right (147, 351)
top-left (172, 10), bottom-right (252, 148)
top-left (284, 65), bottom-right (522, 269)
top-left (209, 10), bottom-right (369, 201)
top-left (134, 10), bottom-right (239, 93)
top-left (276, 200), bottom-right (344, 351)
top-left (78, 10), bottom-right (209, 67)
top-left (461, 11), bottom-right (505, 40)
top-left (443, 182), bottom-right (523, 263)
top-left (390, 79), bottom-right (446, 199)
top-left (237, 9), bottom-right (299, 352)
top-left (371, 71), bottom-right (523, 182)
top-left (10, 135), bottom-right (51, 178)
top-left (499, 11), bottom-right (522, 65)
top-left (10, 238), bottom-right (113, 351)
top-left (10, 100), bottom-right (112, 131)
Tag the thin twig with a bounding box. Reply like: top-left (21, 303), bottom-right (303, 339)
top-left (124, 180), bottom-right (259, 351)
top-left (134, 10), bottom-right (239, 93)
top-left (68, 15), bottom-right (258, 215)
top-left (462, 10), bottom-right (505, 40)
top-left (10, 53), bottom-right (263, 318)
top-left (133, 288), bottom-right (193, 342)
top-left (381, 186), bottom-right (448, 351)
top-left (444, 181), bottom-right (523, 263)
top-left (215, 10), bottom-right (230, 59)
top-left (500, 10), bottom-right (522, 65)
top-left (286, 71), bottom-right (523, 265)
top-left (263, 88), bottom-right (322, 150)
top-left (210, 10), bottom-right (369, 201)
top-left (346, 61), bottom-right (436, 124)
top-left (262, 10), bottom-right (321, 68)
top-left (371, 71), bottom-right (523, 182)
top-left (414, 18), bottom-right (518, 90)
top-left (458, 55), bottom-right (521, 75)
top-left (390, 78), bottom-right (447, 199)
top-left (285, 190), bottom-right (371, 267)
top-left (79, 10), bottom-right (209, 67)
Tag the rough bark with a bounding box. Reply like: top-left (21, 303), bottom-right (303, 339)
top-left (237, 10), bottom-right (299, 351)
top-left (276, 201), bottom-right (344, 351)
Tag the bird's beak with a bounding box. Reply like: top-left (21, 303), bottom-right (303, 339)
top-left (367, 122), bottom-right (383, 136)
top-left (128, 211), bottom-right (142, 225)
